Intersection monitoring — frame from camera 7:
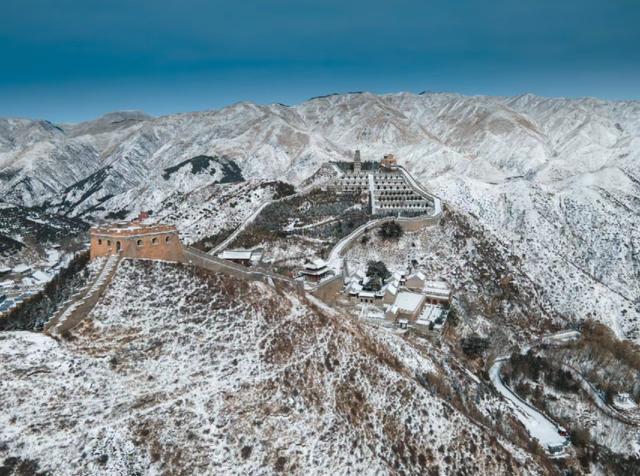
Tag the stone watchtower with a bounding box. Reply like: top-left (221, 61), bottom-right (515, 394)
top-left (89, 221), bottom-right (184, 262)
top-left (380, 153), bottom-right (398, 171)
top-left (353, 149), bottom-right (362, 173)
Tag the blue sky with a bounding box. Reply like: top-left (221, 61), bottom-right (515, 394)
top-left (1, 0), bottom-right (639, 122)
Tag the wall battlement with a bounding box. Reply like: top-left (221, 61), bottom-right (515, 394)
top-left (90, 222), bottom-right (184, 262)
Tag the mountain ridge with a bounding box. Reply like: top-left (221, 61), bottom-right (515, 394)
top-left (1, 90), bottom-right (638, 342)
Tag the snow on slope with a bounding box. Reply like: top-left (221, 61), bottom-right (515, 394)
top-left (0, 261), bottom-right (541, 474)
top-left (0, 260), bottom-right (546, 475)
top-left (0, 91), bottom-right (638, 339)
top-left (2, 92), bottom-right (638, 205)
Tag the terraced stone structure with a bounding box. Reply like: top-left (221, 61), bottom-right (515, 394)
top-left (331, 151), bottom-right (438, 216)
top-left (90, 222), bottom-right (184, 262)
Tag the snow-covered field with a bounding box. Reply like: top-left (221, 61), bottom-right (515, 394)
top-left (0, 260), bottom-right (547, 475)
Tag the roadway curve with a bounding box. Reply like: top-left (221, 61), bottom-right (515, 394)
top-left (326, 216), bottom-right (396, 273)
top-left (490, 358), bottom-right (568, 449)
top-left (489, 331), bottom-right (581, 450)
top-left (210, 183), bottom-right (316, 255)
top-left (559, 363), bottom-right (639, 426)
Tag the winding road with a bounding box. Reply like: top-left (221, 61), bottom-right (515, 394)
top-left (489, 331), bottom-right (580, 450)
top-left (490, 358), bottom-right (568, 449)
top-left (209, 183), bottom-right (317, 255)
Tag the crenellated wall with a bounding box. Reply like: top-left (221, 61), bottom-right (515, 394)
top-left (90, 223), bottom-right (184, 262)
top-left (182, 247), bottom-right (305, 296)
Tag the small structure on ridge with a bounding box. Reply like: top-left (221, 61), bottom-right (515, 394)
top-left (301, 259), bottom-right (331, 283)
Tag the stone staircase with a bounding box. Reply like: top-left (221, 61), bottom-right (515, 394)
top-left (45, 253), bottom-right (122, 335)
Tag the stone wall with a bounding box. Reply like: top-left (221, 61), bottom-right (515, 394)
top-left (182, 247), bottom-right (304, 296)
top-left (90, 226), bottom-right (184, 262)
top-left (395, 215), bottom-right (441, 232)
top-left (310, 274), bottom-right (344, 303)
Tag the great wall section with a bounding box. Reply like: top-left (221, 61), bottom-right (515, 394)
top-left (4, 152), bottom-right (632, 461)
top-left (45, 254), bottom-right (122, 335)
top-left (1, 152), bottom-right (445, 334)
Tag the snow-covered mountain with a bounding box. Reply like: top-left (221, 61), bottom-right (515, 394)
top-left (2, 92), bottom-right (638, 210)
top-left (2, 92), bottom-right (640, 474)
top-left (1, 92), bottom-right (639, 340)
top-left (0, 260), bottom-right (549, 474)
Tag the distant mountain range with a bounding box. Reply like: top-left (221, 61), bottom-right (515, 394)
top-left (1, 91), bottom-right (639, 340)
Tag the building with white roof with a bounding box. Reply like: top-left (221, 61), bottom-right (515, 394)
top-left (218, 248), bottom-right (263, 265)
top-left (613, 393), bottom-right (637, 411)
top-left (414, 304), bottom-right (447, 331)
top-left (405, 271), bottom-right (426, 291)
top-left (12, 264), bottom-right (32, 275)
top-left (384, 282), bottom-right (398, 304)
top-left (301, 258), bottom-right (331, 282)
top-left (423, 280), bottom-right (451, 304)
top-left (393, 291), bottom-right (427, 319)
top-left (0, 280), bottom-right (14, 289)
top-left (31, 270), bottom-right (52, 284)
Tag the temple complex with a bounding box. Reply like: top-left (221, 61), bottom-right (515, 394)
top-left (331, 151), bottom-right (436, 216)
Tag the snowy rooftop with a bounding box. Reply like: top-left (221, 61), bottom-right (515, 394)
top-left (424, 281), bottom-right (451, 298)
top-left (394, 292), bottom-right (425, 314)
top-left (305, 258), bottom-right (328, 270)
top-left (12, 264), bottom-right (31, 274)
top-left (348, 283), bottom-right (363, 294)
top-left (219, 249), bottom-right (254, 260)
top-left (416, 304), bottom-right (444, 326)
top-left (92, 223), bottom-right (177, 235)
top-left (32, 270), bottom-right (52, 283)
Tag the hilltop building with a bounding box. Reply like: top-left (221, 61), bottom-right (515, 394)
top-left (331, 151), bottom-right (437, 216)
top-left (380, 153), bottom-right (398, 170)
top-left (353, 149), bottom-right (362, 173)
top-left (90, 219), bottom-right (184, 262)
top-left (345, 265), bottom-right (451, 332)
top-left (301, 259), bottom-right (331, 283)
top-left (386, 291), bottom-right (427, 320)
top-left (406, 271), bottom-right (427, 291)
top-left (423, 280), bottom-right (451, 305)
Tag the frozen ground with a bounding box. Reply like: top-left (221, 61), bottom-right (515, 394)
top-left (0, 260), bottom-right (547, 475)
